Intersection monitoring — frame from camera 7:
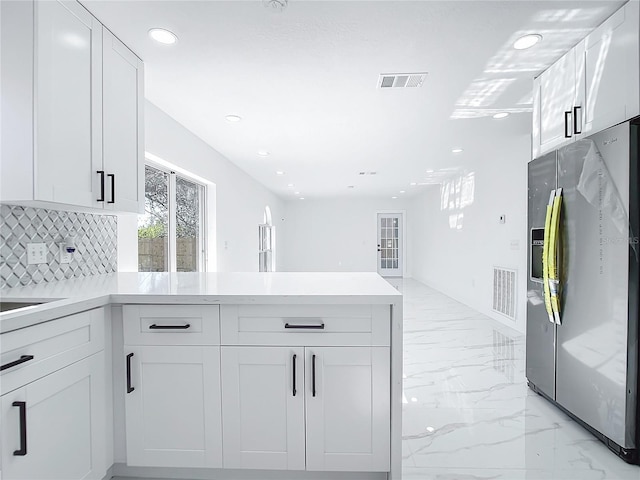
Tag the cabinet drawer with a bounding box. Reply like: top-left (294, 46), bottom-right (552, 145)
top-left (123, 305), bottom-right (220, 345)
top-left (220, 305), bottom-right (390, 346)
top-left (0, 308), bottom-right (105, 395)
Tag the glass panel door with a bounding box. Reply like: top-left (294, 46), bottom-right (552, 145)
top-left (376, 213), bottom-right (403, 277)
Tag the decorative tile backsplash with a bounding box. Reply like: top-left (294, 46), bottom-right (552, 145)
top-left (0, 205), bottom-right (117, 288)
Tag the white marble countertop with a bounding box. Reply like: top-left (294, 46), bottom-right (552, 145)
top-left (0, 272), bottom-right (401, 333)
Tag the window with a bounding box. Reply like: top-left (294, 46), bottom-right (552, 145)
top-left (138, 165), bottom-right (206, 272)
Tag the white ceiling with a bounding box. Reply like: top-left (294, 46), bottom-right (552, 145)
top-left (83, 0), bottom-right (624, 199)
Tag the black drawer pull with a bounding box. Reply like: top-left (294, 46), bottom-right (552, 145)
top-left (284, 323), bottom-right (325, 330)
top-left (96, 171), bottom-right (105, 202)
top-left (292, 354), bottom-right (297, 397)
top-left (312, 354), bottom-right (317, 397)
top-left (1, 355), bottom-right (34, 372)
top-left (149, 324), bottom-right (191, 330)
top-left (107, 174), bottom-right (115, 204)
top-left (126, 353), bottom-right (134, 394)
top-left (12, 401), bottom-right (27, 456)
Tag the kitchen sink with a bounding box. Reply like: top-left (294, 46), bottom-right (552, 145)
top-left (0, 302), bottom-right (44, 313)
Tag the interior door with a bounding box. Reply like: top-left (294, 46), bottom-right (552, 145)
top-left (376, 213), bottom-right (403, 277)
top-left (305, 347), bottom-right (390, 472)
top-left (221, 346), bottom-right (305, 470)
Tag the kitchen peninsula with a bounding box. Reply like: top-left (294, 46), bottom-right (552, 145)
top-left (0, 272), bottom-right (402, 480)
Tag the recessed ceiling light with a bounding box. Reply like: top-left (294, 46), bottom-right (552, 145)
top-left (225, 115), bottom-right (242, 123)
top-left (257, 150), bottom-right (270, 156)
top-left (452, 148), bottom-right (463, 154)
top-left (410, 182), bottom-right (417, 186)
top-left (426, 169), bottom-right (434, 173)
top-left (514, 34), bottom-right (542, 50)
top-left (493, 112), bottom-right (510, 119)
top-left (299, 197), bottom-right (305, 200)
top-left (294, 191), bottom-right (300, 195)
top-left (399, 190), bottom-right (405, 194)
top-left (148, 28), bottom-right (178, 45)
top-left (391, 196), bottom-right (398, 199)
top-left (276, 171), bottom-right (285, 176)
top-left (287, 183), bottom-right (294, 188)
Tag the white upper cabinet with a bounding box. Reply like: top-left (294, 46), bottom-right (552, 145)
top-left (532, 1), bottom-right (639, 158)
top-left (35, 0), bottom-right (102, 208)
top-left (582, 0), bottom-right (640, 136)
top-left (0, 0), bottom-right (143, 213)
top-left (102, 29), bottom-right (144, 213)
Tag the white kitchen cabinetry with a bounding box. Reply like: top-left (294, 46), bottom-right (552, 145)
top-left (0, 0), bottom-right (143, 213)
top-left (583, 0), bottom-right (640, 136)
top-left (0, 308), bottom-right (107, 480)
top-left (123, 346), bottom-right (223, 468)
top-left (1, 354), bottom-right (106, 480)
top-left (306, 347), bottom-right (390, 472)
top-left (221, 347), bottom-right (305, 470)
top-left (220, 304), bottom-right (391, 473)
top-left (122, 305), bottom-right (223, 468)
top-left (101, 29), bottom-right (144, 213)
top-left (532, 1), bottom-right (639, 158)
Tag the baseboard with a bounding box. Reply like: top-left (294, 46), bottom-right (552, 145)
top-left (111, 463), bottom-right (387, 480)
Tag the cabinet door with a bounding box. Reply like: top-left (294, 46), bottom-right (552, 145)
top-left (221, 346), bottom-right (305, 470)
top-left (583, 1), bottom-right (640, 136)
top-left (35, 0), bottom-right (102, 207)
top-left (102, 29), bottom-right (144, 213)
top-left (537, 49), bottom-right (577, 155)
top-left (1, 353), bottom-right (106, 480)
top-left (124, 346), bottom-right (222, 468)
top-left (306, 347), bottom-right (390, 472)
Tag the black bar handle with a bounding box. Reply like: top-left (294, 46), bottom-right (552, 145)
top-left (126, 353), bottom-right (134, 393)
top-left (1, 355), bottom-right (34, 372)
top-left (149, 324), bottom-right (191, 330)
top-left (292, 354), bottom-right (297, 397)
top-left (564, 111), bottom-right (572, 138)
top-left (108, 174), bottom-right (115, 204)
top-left (12, 401), bottom-right (27, 456)
top-left (97, 171), bottom-right (105, 202)
top-left (284, 323), bottom-right (325, 330)
top-left (573, 105), bottom-right (582, 135)
top-left (312, 354), bottom-right (317, 397)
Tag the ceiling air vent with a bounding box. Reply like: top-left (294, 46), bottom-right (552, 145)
top-left (378, 72), bottom-right (427, 89)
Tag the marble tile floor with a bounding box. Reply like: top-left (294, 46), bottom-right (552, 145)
top-left (392, 278), bottom-right (640, 480)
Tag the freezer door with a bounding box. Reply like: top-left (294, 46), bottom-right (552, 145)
top-left (526, 152), bottom-right (557, 399)
top-left (556, 122), bottom-right (634, 449)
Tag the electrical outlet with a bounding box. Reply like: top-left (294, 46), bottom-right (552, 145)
top-left (59, 244), bottom-right (72, 264)
top-left (499, 214), bottom-right (506, 224)
top-left (27, 243), bottom-right (47, 264)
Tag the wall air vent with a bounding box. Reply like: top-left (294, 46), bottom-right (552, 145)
top-left (378, 73), bottom-right (427, 89)
top-left (492, 266), bottom-right (516, 320)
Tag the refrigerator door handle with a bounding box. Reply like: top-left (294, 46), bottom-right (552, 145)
top-left (548, 188), bottom-right (563, 325)
top-left (542, 190), bottom-right (556, 323)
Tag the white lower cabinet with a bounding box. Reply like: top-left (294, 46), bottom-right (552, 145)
top-left (221, 346), bottom-right (305, 470)
top-left (306, 347), bottom-right (390, 472)
top-left (124, 346), bottom-right (222, 468)
top-left (221, 345), bottom-right (390, 472)
top-left (1, 352), bottom-right (106, 480)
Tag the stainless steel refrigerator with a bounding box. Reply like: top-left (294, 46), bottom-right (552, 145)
top-left (527, 119), bottom-right (639, 464)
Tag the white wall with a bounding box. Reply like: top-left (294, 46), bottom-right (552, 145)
top-left (283, 197), bottom-right (412, 275)
top-left (409, 133), bottom-right (529, 332)
top-left (118, 101), bottom-right (285, 272)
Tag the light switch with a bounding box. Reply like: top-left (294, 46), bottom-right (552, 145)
top-left (27, 243), bottom-right (47, 264)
